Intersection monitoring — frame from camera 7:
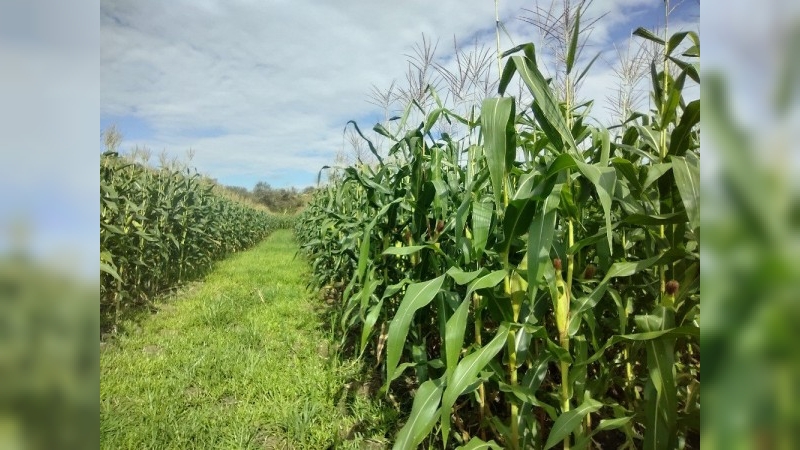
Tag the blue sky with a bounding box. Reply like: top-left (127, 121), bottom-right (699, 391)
top-left (101, 0), bottom-right (699, 190)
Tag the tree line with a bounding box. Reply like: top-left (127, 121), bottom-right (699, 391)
top-left (222, 182), bottom-right (314, 214)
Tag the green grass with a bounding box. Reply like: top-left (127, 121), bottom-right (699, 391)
top-left (101, 230), bottom-right (396, 449)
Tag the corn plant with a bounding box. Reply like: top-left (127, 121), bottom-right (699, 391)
top-left (297, 17), bottom-right (699, 449)
top-left (100, 151), bottom-right (290, 331)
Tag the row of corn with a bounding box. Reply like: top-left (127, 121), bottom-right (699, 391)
top-left (100, 151), bottom-right (292, 330)
top-left (296, 26), bottom-right (699, 450)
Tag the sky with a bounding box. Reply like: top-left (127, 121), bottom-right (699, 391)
top-left (101, 0), bottom-right (699, 190)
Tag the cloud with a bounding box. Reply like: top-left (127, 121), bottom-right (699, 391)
top-left (101, 0), bottom-right (699, 188)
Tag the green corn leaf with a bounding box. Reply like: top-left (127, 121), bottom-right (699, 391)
top-left (606, 249), bottom-right (686, 283)
top-left (666, 30), bottom-right (699, 57)
top-left (615, 142), bottom-right (659, 163)
top-left (668, 99), bottom-right (700, 156)
top-left (544, 397), bottom-right (603, 450)
top-left (481, 97), bottom-right (516, 212)
top-left (444, 298), bottom-right (470, 385)
top-left (383, 245), bottom-right (442, 256)
top-left (512, 172), bottom-right (537, 200)
top-left (671, 155), bottom-right (700, 230)
top-left (360, 299), bottom-right (384, 356)
top-left (373, 122), bottom-right (396, 140)
top-left (101, 223), bottom-right (124, 235)
top-left (445, 269), bottom-right (506, 386)
top-left (392, 377), bottom-right (444, 450)
top-left (669, 56), bottom-right (700, 83)
top-left (445, 267), bottom-right (485, 285)
top-left (100, 261), bottom-right (122, 282)
top-left (527, 184), bottom-right (560, 300)
top-left (456, 437), bottom-right (503, 450)
top-left (472, 197), bottom-right (493, 259)
top-left (383, 245), bottom-right (426, 256)
top-left (574, 161), bottom-right (616, 254)
top-left (636, 123), bottom-right (661, 157)
top-left (358, 271), bottom-right (380, 316)
top-left (643, 163), bottom-right (673, 189)
top-left (661, 70), bottom-right (686, 128)
top-left (501, 197), bottom-right (538, 255)
top-left (633, 27), bottom-right (665, 46)
top-left (385, 275), bottom-right (446, 384)
top-left (595, 416), bottom-right (633, 432)
top-left (682, 45), bottom-right (700, 57)
top-left (531, 99), bottom-right (564, 152)
top-left (596, 127), bottom-right (611, 166)
top-left (642, 310), bottom-right (678, 450)
top-left (546, 154), bottom-right (579, 178)
top-left (455, 192), bottom-right (473, 262)
top-left (650, 60), bottom-right (663, 111)
top-left (565, 8), bottom-right (580, 75)
top-left (467, 270), bottom-right (508, 297)
top-left (424, 108), bottom-right (444, 135)
top-left (511, 51), bottom-right (577, 154)
top-left (345, 120), bottom-right (384, 165)
top-left (575, 51), bottom-right (601, 85)
top-left (612, 158), bottom-right (642, 192)
top-left (569, 249), bottom-right (685, 333)
top-left (576, 325), bottom-right (698, 368)
top-left (498, 57), bottom-right (518, 95)
top-left (572, 416), bottom-right (633, 450)
top-left (356, 225), bottom-right (373, 282)
top-left (440, 323), bottom-right (509, 442)
top-left (623, 212), bottom-right (687, 225)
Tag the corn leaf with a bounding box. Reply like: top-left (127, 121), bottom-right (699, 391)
top-left (440, 323), bottom-right (510, 442)
top-left (565, 8), bottom-right (580, 75)
top-left (472, 197), bottom-right (493, 259)
top-left (359, 298), bottom-right (383, 356)
top-left (633, 27), bottom-right (665, 46)
top-left (641, 309), bottom-right (678, 450)
top-left (671, 155), bottom-right (700, 230)
top-left (481, 97), bottom-right (516, 212)
top-left (544, 397), bottom-right (603, 450)
top-left (527, 184), bottom-right (560, 299)
top-left (385, 275), bottom-right (446, 384)
top-left (668, 99), bottom-right (699, 156)
top-left (511, 50), bottom-right (577, 154)
top-left (574, 161), bottom-right (616, 254)
top-left (456, 438), bottom-right (503, 450)
top-left (392, 377), bottom-right (444, 450)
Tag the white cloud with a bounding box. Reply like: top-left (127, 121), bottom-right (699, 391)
top-left (101, 0), bottom-right (699, 188)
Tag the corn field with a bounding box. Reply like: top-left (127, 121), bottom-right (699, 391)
top-left (296, 22), bottom-right (699, 450)
top-left (100, 151), bottom-right (294, 330)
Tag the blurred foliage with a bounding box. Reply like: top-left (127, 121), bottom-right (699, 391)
top-left (702, 42), bottom-right (800, 450)
top-left (0, 257), bottom-right (97, 450)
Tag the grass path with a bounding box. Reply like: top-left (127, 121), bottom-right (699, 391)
top-left (101, 230), bottom-right (394, 449)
